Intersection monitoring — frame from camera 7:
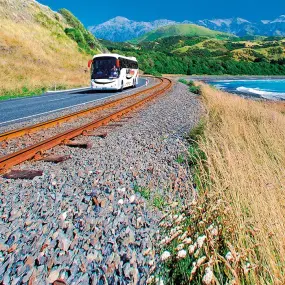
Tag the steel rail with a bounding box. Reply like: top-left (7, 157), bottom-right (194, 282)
top-left (0, 77), bottom-right (163, 142)
top-left (0, 78), bottom-right (172, 174)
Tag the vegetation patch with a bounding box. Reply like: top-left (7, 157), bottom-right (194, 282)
top-left (151, 83), bottom-right (285, 284)
top-left (179, 79), bottom-right (201, 95)
top-left (102, 36), bottom-right (285, 76)
top-left (0, 86), bottom-right (47, 101)
top-left (134, 184), bottom-right (151, 200)
top-left (154, 121), bottom-right (246, 284)
top-left (59, 9), bottom-right (103, 55)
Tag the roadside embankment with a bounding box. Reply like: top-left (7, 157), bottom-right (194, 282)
top-left (158, 82), bottom-right (285, 284)
top-left (197, 83), bottom-right (285, 283)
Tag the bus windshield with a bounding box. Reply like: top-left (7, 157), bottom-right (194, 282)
top-left (91, 57), bottom-right (120, 79)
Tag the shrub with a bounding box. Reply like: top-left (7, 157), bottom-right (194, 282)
top-left (189, 85), bottom-right (201, 95)
top-left (178, 78), bottom-right (188, 85)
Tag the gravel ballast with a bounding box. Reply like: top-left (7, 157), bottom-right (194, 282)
top-left (0, 82), bottom-right (202, 284)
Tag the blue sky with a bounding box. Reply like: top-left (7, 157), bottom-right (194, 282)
top-left (38, 0), bottom-right (284, 26)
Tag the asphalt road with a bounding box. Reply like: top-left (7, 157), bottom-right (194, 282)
top-left (0, 78), bottom-right (147, 127)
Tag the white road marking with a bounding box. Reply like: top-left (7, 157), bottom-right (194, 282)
top-left (47, 97), bottom-right (76, 102)
top-left (0, 85), bottom-right (147, 126)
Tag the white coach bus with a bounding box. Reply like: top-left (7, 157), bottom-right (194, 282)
top-left (88, 54), bottom-right (139, 91)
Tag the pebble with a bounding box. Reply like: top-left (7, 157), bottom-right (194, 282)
top-left (47, 269), bottom-right (60, 283)
top-left (0, 82), bottom-right (201, 283)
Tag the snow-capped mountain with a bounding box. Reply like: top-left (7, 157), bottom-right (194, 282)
top-left (89, 15), bottom-right (285, 42)
top-left (196, 16), bottom-right (285, 37)
top-left (89, 16), bottom-right (177, 42)
top-left (196, 17), bottom-right (259, 36)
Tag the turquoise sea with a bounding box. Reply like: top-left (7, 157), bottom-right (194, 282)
top-left (208, 79), bottom-right (285, 101)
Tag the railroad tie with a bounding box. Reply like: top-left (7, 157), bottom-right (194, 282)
top-left (64, 140), bottom-right (93, 149)
top-left (3, 170), bottom-right (43, 180)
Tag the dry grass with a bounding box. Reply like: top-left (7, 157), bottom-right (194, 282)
top-left (197, 83), bottom-right (285, 283)
top-left (0, 0), bottom-right (94, 97)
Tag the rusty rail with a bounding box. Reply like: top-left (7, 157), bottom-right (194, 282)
top-left (0, 77), bottom-right (164, 142)
top-left (0, 78), bottom-right (172, 174)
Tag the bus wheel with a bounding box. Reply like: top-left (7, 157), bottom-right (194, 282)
top-left (120, 81), bottom-right (124, 92)
top-left (133, 79), bottom-right (137, 88)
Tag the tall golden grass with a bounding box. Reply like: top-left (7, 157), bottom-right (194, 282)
top-left (0, 2), bottom-right (92, 97)
top-left (198, 83), bottom-right (285, 283)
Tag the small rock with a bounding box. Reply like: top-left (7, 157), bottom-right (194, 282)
top-left (47, 269), bottom-right (60, 283)
top-left (0, 242), bottom-right (8, 251)
top-left (7, 244), bottom-right (17, 253)
top-left (59, 237), bottom-right (71, 252)
top-left (117, 187), bottom-right (126, 194)
top-left (129, 195), bottom-right (136, 204)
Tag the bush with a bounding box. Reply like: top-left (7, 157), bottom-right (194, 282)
top-left (64, 28), bottom-right (85, 46)
top-left (178, 78), bottom-right (188, 84)
top-left (189, 85), bottom-right (201, 95)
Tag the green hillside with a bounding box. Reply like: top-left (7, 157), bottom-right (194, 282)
top-left (131, 24), bottom-right (233, 43)
top-left (102, 35), bottom-right (285, 76)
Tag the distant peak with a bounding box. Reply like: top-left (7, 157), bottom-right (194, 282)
top-left (112, 16), bottom-right (130, 22)
top-left (232, 17), bottom-right (250, 23)
top-left (272, 15), bottom-right (285, 22)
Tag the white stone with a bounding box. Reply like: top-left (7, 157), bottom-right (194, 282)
top-left (129, 194), bottom-right (136, 203)
top-left (118, 199), bottom-right (124, 205)
top-left (47, 269), bottom-right (60, 283)
top-left (117, 187), bottom-right (126, 194)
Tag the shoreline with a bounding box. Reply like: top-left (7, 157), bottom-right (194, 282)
top-left (166, 75), bottom-right (285, 80)
top-left (171, 75), bottom-right (285, 101)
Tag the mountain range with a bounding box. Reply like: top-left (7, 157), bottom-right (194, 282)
top-left (89, 15), bottom-right (285, 42)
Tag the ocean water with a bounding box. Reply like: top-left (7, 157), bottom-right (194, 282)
top-left (209, 79), bottom-right (285, 101)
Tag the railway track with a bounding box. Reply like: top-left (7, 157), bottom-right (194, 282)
top-left (0, 77), bottom-right (172, 176)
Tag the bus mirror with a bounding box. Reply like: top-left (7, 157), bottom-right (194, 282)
top-left (88, 60), bottom-right (93, 68)
top-left (116, 59), bottom-right (120, 68)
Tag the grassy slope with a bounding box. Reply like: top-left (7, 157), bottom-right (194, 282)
top-left (196, 84), bottom-right (285, 283)
top-left (159, 82), bottom-right (285, 283)
top-left (173, 38), bottom-right (228, 54)
top-left (0, 0), bottom-right (103, 99)
top-left (131, 24), bottom-right (232, 43)
top-left (173, 38), bottom-right (285, 61)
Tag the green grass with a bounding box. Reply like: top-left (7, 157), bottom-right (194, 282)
top-left (59, 9), bottom-right (103, 55)
top-left (153, 194), bottom-right (167, 210)
top-left (0, 85), bottom-right (72, 101)
top-left (179, 79), bottom-right (201, 95)
top-left (133, 184), bottom-right (168, 210)
top-left (0, 87), bottom-right (47, 101)
top-left (134, 185), bottom-right (151, 200)
top-left (176, 154), bottom-right (185, 164)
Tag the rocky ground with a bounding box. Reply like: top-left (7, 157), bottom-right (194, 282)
top-left (0, 82), bottom-right (202, 284)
